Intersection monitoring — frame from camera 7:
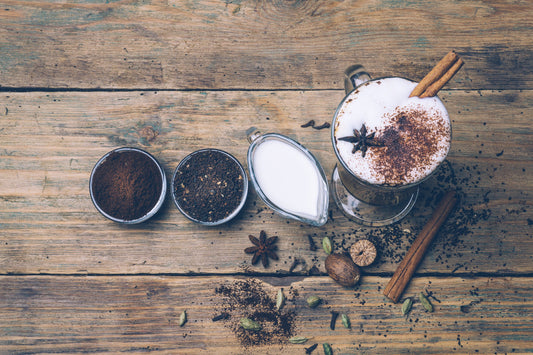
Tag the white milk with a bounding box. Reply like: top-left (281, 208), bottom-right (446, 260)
top-left (334, 77), bottom-right (451, 186)
top-left (252, 139), bottom-right (321, 219)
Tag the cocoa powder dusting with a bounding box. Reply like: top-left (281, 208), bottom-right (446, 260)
top-left (373, 107), bottom-right (448, 185)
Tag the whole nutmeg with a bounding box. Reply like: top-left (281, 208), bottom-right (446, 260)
top-left (349, 239), bottom-right (377, 267)
top-left (325, 253), bottom-right (361, 287)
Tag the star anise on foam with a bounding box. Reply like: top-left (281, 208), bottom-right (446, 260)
top-left (338, 124), bottom-right (384, 158)
top-left (244, 230), bottom-right (279, 268)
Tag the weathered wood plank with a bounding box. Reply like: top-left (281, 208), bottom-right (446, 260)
top-left (0, 90), bottom-right (532, 275)
top-left (0, 275), bottom-right (531, 354)
top-left (0, 0), bottom-right (531, 89)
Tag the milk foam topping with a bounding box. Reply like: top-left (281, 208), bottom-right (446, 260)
top-left (334, 77), bottom-right (451, 186)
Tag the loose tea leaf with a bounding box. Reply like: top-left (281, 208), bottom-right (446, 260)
top-left (313, 122), bottom-right (331, 130)
top-left (323, 342), bottom-right (333, 355)
top-left (212, 313), bottom-right (230, 322)
top-left (179, 310), bottom-right (187, 327)
top-left (329, 311), bottom-right (339, 330)
top-left (305, 343), bottom-right (318, 354)
top-left (276, 289), bottom-right (285, 310)
top-left (240, 317), bottom-right (262, 331)
top-left (289, 336), bottom-right (309, 344)
top-left (341, 314), bottom-right (351, 329)
top-left (322, 237), bottom-right (332, 255)
top-left (173, 150), bottom-right (245, 223)
top-left (301, 120), bottom-right (316, 128)
top-left (306, 295), bottom-right (322, 308)
top-left (402, 298), bottom-right (413, 315)
top-left (419, 292), bottom-right (433, 312)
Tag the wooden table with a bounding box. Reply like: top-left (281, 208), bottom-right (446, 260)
top-left (1, 0), bottom-right (532, 353)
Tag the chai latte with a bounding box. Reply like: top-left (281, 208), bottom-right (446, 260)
top-left (334, 77), bottom-right (451, 186)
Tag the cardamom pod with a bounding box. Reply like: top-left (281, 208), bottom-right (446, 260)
top-left (322, 237), bottom-right (332, 255)
top-left (402, 298), bottom-right (413, 315)
top-left (240, 317), bottom-right (262, 331)
top-left (341, 314), bottom-right (351, 329)
top-left (179, 310), bottom-right (187, 327)
top-left (289, 336), bottom-right (309, 344)
top-left (306, 295), bottom-right (322, 308)
top-left (419, 292), bottom-right (433, 312)
top-left (323, 342), bottom-right (333, 355)
top-left (276, 289), bottom-right (285, 310)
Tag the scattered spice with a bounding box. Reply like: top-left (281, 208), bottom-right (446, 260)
top-left (300, 120), bottom-right (330, 130)
top-left (179, 310), bottom-right (187, 327)
top-left (325, 253), bottom-right (361, 287)
top-left (341, 314), bottom-right (351, 329)
top-left (301, 120), bottom-right (316, 128)
top-left (240, 317), bottom-right (262, 331)
top-left (244, 230), bottom-right (279, 268)
top-left (305, 343), bottom-right (318, 354)
top-left (338, 124), bottom-right (384, 158)
top-left (214, 279), bottom-right (296, 347)
top-left (329, 311), bottom-right (339, 330)
top-left (288, 258), bottom-right (300, 273)
top-left (460, 300), bottom-right (480, 313)
top-left (313, 122), bottom-right (331, 130)
top-left (306, 295), bottom-right (322, 308)
top-left (212, 313), bottom-right (230, 322)
top-left (322, 236), bottom-right (333, 255)
top-left (401, 298), bottom-right (413, 316)
top-left (307, 235), bottom-right (318, 251)
top-left (419, 292), bottom-right (434, 312)
top-left (173, 149), bottom-right (245, 223)
top-left (349, 239), bottom-right (377, 267)
top-left (289, 336), bottom-right (309, 344)
top-left (323, 342), bottom-right (333, 355)
top-left (276, 289), bottom-right (285, 310)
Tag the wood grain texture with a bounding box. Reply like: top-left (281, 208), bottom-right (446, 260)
top-left (0, 0), bottom-right (531, 89)
top-left (1, 90), bottom-right (531, 275)
top-left (0, 275), bottom-right (532, 354)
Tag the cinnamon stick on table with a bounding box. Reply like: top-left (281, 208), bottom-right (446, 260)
top-left (409, 50), bottom-right (464, 98)
top-left (383, 190), bottom-right (458, 303)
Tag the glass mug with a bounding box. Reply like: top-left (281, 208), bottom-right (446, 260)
top-left (331, 65), bottom-right (451, 226)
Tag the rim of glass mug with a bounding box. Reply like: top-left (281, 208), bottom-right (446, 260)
top-left (89, 147), bottom-right (167, 224)
top-left (171, 148), bottom-right (249, 226)
top-left (331, 75), bottom-right (451, 192)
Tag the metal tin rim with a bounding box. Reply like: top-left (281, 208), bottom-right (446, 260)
top-left (89, 147), bottom-right (167, 224)
top-left (171, 148), bottom-right (248, 226)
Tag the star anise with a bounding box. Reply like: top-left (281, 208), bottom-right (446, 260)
top-left (244, 230), bottom-right (279, 268)
top-left (338, 124), bottom-right (384, 158)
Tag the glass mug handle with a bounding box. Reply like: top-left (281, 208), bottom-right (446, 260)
top-left (343, 65), bottom-right (371, 94)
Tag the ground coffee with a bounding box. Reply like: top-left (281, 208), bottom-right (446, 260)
top-left (91, 149), bottom-right (163, 221)
top-left (173, 149), bottom-right (245, 223)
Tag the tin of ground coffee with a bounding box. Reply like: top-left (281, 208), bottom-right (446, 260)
top-left (90, 147), bottom-right (167, 224)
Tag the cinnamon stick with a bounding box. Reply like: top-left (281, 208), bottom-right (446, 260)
top-left (409, 51), bottom-right (463, 98)
top-left (419, 57), bottom-right (464, 98)
top-left (383, 190), bottom-right (458, 303)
